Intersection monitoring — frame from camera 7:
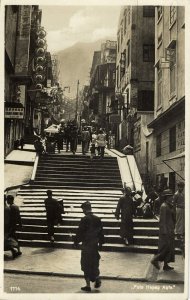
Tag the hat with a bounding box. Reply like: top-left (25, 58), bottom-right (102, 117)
top-left (162, 189), bottom-right (173, 196)
top-left (122, 186), bottom-right (132, 195)
top-left (81, 201), bottom-right (91, 210)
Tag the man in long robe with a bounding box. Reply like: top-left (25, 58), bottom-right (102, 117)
top-left (44, 190), bottom-right (64, 242)
top-left (151, 189), bottom-right (176, 271)
top-left (73, 201), bottom-right (104, 292)
top-left (115, 186), bottom-right (135, 245)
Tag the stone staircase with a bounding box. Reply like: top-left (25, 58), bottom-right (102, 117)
top-left (16, 153), bottom-right (180, 253)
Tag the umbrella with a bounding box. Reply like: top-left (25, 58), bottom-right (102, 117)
top-left (44, 124), bottom-right (60, 133)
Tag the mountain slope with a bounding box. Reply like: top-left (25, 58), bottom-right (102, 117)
top-left (56, 39), bottom-right (108, 97)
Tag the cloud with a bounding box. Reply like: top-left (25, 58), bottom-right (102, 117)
top-left (44, 6), bottom-right (120, 53)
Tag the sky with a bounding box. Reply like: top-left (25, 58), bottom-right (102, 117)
top-left (40, 6), bottom-right (121, 53)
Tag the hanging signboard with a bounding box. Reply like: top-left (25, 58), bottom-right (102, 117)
top-left (5, 107), bottom-right (24, 119)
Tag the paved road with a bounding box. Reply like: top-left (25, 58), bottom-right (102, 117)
top-left (4, 273), bottom-right (184, 294)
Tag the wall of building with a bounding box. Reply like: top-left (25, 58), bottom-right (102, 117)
top-left (151, 6), bottom-right (185, 189)
top-left (134, 112), bottom-right (154, 179)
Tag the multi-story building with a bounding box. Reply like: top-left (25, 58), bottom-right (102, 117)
top-left (4, 5), bottom-right (60, 154)
top-left (115, 6), bottom-right (155, 187)
top-left (4, 6), bottom-right (42, 155)
top-left (88, 40), bottom-right (117, 131)
top-left (148, 6), bottom-right (185, 191)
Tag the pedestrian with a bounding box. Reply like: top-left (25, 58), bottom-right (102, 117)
top-left (55, 130), bottom-right (64, 153)
top-left (34, 136), bottom-right (44, 155)
top-left (115, 186), bottom-right (135, 245)
top-left (90, 130), bottom-right (97, 159)
top-left (145, 185), bottom-right (159, 214)
top-left (44, 190), bottom-right (64, 243)
top-left (4, 195), bottom-right (22, 259)
top-left (133, 190), bottom-right (143, 217)
top-left (96, 129), bottom-right (107, 158)
top-left (6, 195), bottom-right (22, 256)
top-left (81, 126), bottom-right (91, 155)
top-left (173, 181), bottom-right (185, 240)
top-left (70, 124), bottom-right (78, 154)
top-left (19, 137), bottom-right (24, 150)
top-left (64, 122), bottom-right (71, 152)
top-left (73, 201), bottom-right (104, 292)
top-left (151, 189), bottom-right (176, 271)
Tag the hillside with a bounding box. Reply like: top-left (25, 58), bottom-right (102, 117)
top-left (56, 39), bottom-right (109, 97)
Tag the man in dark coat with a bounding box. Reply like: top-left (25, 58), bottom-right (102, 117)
top-left (73, 201), bottom-right (105, 292)
top-left (151, 189), bottom-right (176, 271)
top-left (44, 190), bottom-right (64, 243)
top-left (115, 186), bottom-right (135, 245)
top-left (6, 195), bottom-right (22, 256)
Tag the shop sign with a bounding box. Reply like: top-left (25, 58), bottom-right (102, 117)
top-left (109, 114), bottom-right (121, 124)
top-left (5, 107), bottom-right (24, 119)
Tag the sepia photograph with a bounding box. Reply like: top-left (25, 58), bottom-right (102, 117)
top-left (1, 1), bottom-right (189, 299)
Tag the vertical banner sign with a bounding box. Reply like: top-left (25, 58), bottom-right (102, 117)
top-left (15, 6), bottom-right (32, 75)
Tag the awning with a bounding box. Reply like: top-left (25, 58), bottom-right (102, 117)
top-left (163, 152), bottom-right (185, 180)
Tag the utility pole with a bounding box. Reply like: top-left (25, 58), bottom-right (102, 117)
top-left (75, 80), bottom-right (79, 122)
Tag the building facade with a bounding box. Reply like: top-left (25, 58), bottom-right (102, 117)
top-left (115, 6), bottom-right (155, 187)
top-left (88, 40), bottom-right (117, 132)
top-left (148, 6), bottom-right (185, 191)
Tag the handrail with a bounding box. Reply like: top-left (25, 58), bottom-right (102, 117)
top-left (30, 153), bottom-right (39, 182)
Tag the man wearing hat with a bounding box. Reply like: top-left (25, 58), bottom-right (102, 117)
top-left (73, 201), bottom-right (104, 292)
top-left (44, 190), bottom-right (64, 243)
top-left (115, 186), bottom-right (135, 245)
top-left (151, 189), bottom-right (176, 271)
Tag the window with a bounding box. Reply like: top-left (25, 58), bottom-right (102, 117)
top-left (124, 11), bottom-right (127, 34)
top-left (157, 33), bottom-right (163, 47)
top-left (170, 6), bottom-right (176, 25)
top-left (169, 48), bottom-right (176, 95)
top-left (127, 40), bottom-right (130, 66)
top-left (157, 68), bottom-right (162, 107)
top-left (169, 125), bottom-right (176, 152)
top-left (169, 172), bottom-right (176, 193)
top-left (116, 66), bottom-right (119, 88)
top-left (143, 44), bottom-right (155, 62)
top-left (156, 134), bottom-right (161, 157)
top-left (157, 6), bottom-right (163, 21)
top-left (120, 51), bottom-right (126, 78)
top-left (121, 23), bottom-right (123, 43)
top-left (137, 90), bottom-right (154, 111)
top-left (143, 6), bottom-right (155, 17)
top-left (128, 8), bottom-right (131, 24)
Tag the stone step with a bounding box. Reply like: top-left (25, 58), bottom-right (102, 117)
top-left (17, 231), bottom-right (161, 246)
top-left (35, 172), bottom-right (121, 178)
top-left (18, 189), bottom-right (122, 195)
top-left (31, 181), bottom-right (123, 188)
top-left (18, 231), bottom-right (181, 248)
top-left (37, 164), bottom-right (120, 171)
top-left (39, 155), bottom-right (117, 160)
top-left (20, 224), bottom-right (159, 236)
top-left (17, 239), bottom-right (182, 254)
top-left (21, 216), bottom-right (159, 227)
top-left (22, 199), bottom-right (117, 206)
top-left (22, 185), bottom-right (123, 190)
top-left (34, 176), bottom-right (122, 183)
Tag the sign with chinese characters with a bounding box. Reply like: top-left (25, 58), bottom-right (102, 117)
top-left (5, 107), bottom-right (24, 119)
top-left (15, 6), bottom-right (32, 74)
